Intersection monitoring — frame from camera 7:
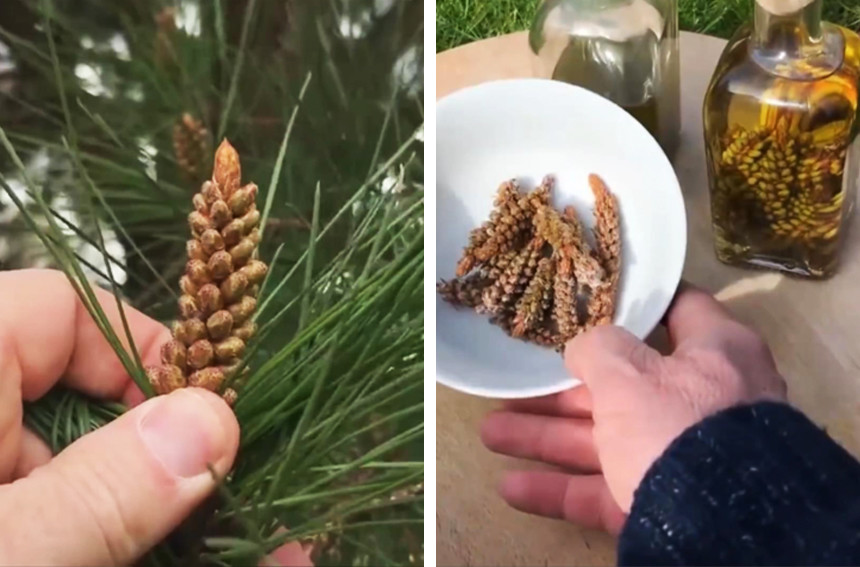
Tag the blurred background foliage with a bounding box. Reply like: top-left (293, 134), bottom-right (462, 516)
top-left (0, 0), bottom-right (423, 565)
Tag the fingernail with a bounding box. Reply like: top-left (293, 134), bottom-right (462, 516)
top-left (139, 389), bottom-right (227, 478)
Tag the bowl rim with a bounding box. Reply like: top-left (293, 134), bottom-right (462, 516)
top-left (435, 77), bottom-right (687, 399)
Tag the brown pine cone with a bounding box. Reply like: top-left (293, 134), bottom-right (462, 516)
top-left (173, 113), bottom-right (212, 184)
top-left (437, 274), bottom-right (489, 309)
top-left (526, 327), bottom-right (561, 350)
top-left (480, 248), bottom-right (519, 280)
top-left (479, 236), bottom-right (543, 316)
top-left (440, 173), bottom-right (623, 351)
top-left (534, 204), bottom-right (605, 289)
top-left (456, 180), bottom-right (520, 276)
top-left (473, 194), bottom-right (532, 263)
top-left (525, 175), bottom-right (554, 214)
top-left (154, 7), bottom-right (179, 71)
top-left (512, 257), bottom-right (554, 338)
top-left (588, 174), bottom-right (621, 326)
top-left (552, 254), bottom-right (580, 342)
top-left (147, 139), bottom-right (267, 406)
top-left (494, 312), bottom-right (557, 349)
top-left (590, 175), bottom-right (621, 277)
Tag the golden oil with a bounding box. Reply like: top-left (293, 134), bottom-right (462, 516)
top-left (703, 0), bottom-right (860, 278)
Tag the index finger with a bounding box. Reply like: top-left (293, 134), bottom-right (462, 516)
top-left (503, 385), bottom-right (593, 417)
top-left (665, 284), bottom-right (746, 350)
top-left (0, 269), bottom-right (170, 403)
top-left (0, 269), bottom-right (170, 480)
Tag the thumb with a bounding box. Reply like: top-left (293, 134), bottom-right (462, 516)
top-left (564, 325), bottom-right (661, 394)
top-left (0, 388), bottom-right (239, 567)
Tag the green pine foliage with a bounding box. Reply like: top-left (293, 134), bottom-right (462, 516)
top-left (0, 0), bottom-right (423, 565)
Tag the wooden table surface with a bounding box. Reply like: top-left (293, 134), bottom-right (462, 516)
top-left (436, 31), bottom-right (860, 566)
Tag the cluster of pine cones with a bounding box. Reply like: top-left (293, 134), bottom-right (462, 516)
top-left (437, 174), bottom-right (621, 350)
top-left (146, 139), bottom-right (267, 406)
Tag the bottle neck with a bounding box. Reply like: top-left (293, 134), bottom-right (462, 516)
top-left (752, 0), bottom-right (823, 55)
top-left (749, 0), bottom-right (843, 79)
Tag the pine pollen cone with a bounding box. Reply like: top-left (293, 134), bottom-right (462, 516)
top-left (146, 139), bottom-right (268, 407)
top-left (441, 173), bottom-right (621, 351)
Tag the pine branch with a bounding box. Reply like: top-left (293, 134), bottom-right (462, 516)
top-left (23, 387), bottom-right (125, 453)
top-left (0, 1), bottom-right (424, 564)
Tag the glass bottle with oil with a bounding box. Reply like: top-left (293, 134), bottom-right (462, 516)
top-left (529, 0), bottom-right (681, 158)
top-left (703, 0), bottom-right (860, 278)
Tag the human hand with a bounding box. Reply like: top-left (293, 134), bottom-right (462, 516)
top-left (480, 284), bottom-right (787, 534)
top-left (0, 269), bottom-right (311, 567)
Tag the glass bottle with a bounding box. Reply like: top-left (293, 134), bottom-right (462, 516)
top-left (529, 0), bottom-right (681, 158)
top-left (703, 0), bottom-right (860, 278)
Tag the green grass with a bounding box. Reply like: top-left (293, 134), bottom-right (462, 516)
top-left (436, 0), bottom-right (860, 52)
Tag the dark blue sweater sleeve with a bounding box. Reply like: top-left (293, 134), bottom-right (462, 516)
top-left (618, 402), bottom-right (860, 566)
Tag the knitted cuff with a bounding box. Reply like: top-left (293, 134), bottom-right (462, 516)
top-left (618, 402), bottom-right (860, 566)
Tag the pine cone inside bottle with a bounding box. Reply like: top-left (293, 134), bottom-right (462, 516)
top-left (146, 139), bottom-right (268, 406)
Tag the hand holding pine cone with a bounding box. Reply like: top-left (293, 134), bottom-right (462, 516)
top-left (147, 139), bottom-right (268, 406)
top-left (438, 174), bottom-right (622, 351)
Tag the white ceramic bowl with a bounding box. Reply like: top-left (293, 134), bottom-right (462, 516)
top-left (436, 78), bottom-right (686, 399)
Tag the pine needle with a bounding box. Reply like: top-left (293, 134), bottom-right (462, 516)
top-left (259, 72), bottom-right (312, 239)
top-left (218, 0), bottom-right (258, 139)
top-left (298, 182), bottom-right (320, 330)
